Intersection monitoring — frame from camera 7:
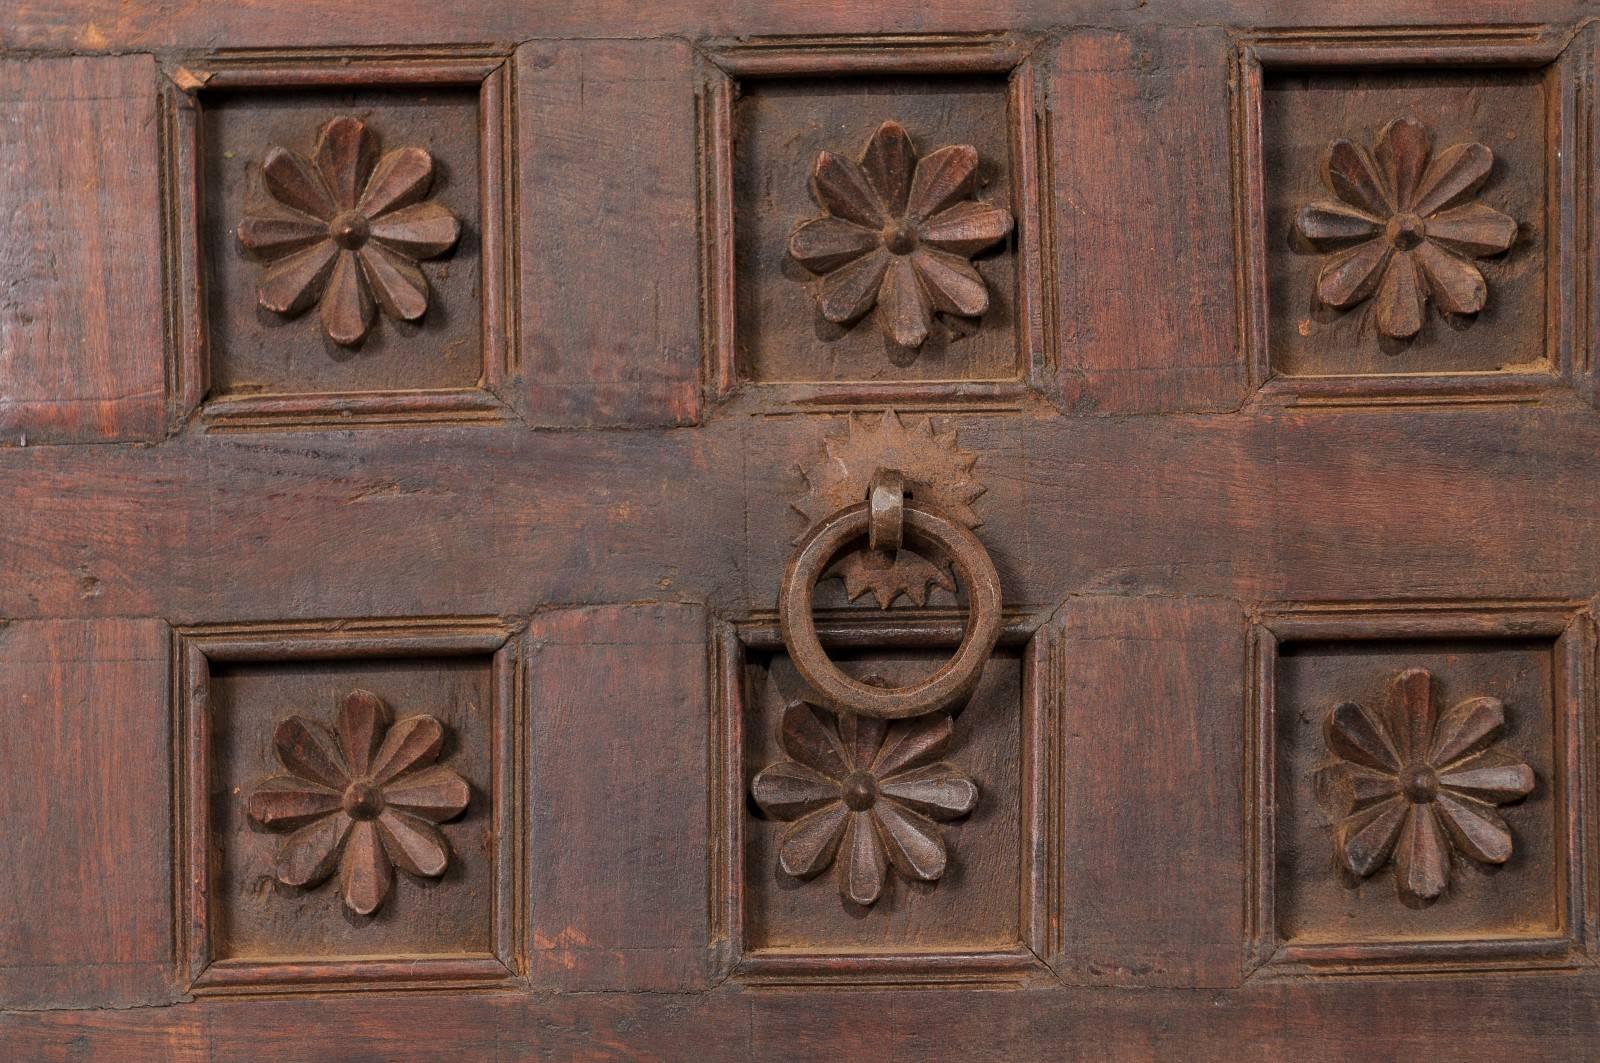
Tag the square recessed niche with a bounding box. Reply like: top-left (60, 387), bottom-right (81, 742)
top-left (167, 53), bottom-right (511, 429)
top-left (1249, 605), bottom-right (1588, 973)
top-left (177, 619), bottom-right (519, 992)
top-left (712, 615), bottom-right (1056, 986)
top-left (702, 38), bottom-right (1049, 410)
top-left (1235, 31), bottom-right (1576, 404)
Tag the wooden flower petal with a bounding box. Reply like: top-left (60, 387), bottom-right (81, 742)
top-left (778, 701), bottom-right (850, 780)
top-left (1375, 250), bottom-right (1425, 339)
top-left (837, 712), bottom-right (888, 773)
top-left (1414, 241), bottom-right (1487, 315)
top-left (1294, 201), bottom-right (1382, 248)
top-left (1374, 117), bottom-right (1431, 212)
top-left (237, 209), bottom-right (328, 260)
top-left (907, 144), bottom-right (978, 222)
top-left (1429, 696), bottom-right (1506, 768)
top-left (262, 146), bottom-right (337, 221)
top-left (777, 802), bottom-right (849, 879)
top-left (751, 760), bottom-right (841, 820)
top-left (358, 243), bottom-right (430, 321)
top-left (1434, 793), bottom-right (1514, 864)
top-left (339, 819), bottom-right (393, 916)
top-left (872, 713), bottom-right (955, 779)
top-left (314, 116), bottom-right (378, 211)
top-left (911, 247), bottom-right (990, 317)
top-left (839, 811), bottom-right (887, 906)
top-left (382, 764), bottom-right (471, 822)
top-left (320, 249), bottom-right (374, 346)
top-left (876, 256), bottom-right (930, 348)
top-left (1315, 239), bottom-right (1391, 309)
top-left (1412, 141), bottom-right (1494, 218)
top-left (861, 120), bottom-right (917, 218)
top-left (817, 248), bottom-right (890, 324)
top-left (273, 714), bottom-right (349, 790)
top-left (1335, 795), bottom-right (1408, 877)
top-left (369, 714), bottom-right (445, 785)
top-left (810, 150), bottom-right (885, 228)
top-left (376, 810), bottom-right (451, 877)
top-left (1324, 139), bottom-right (1391, 216)
top-left (1425, 202), bottom-right (1517, 258)
top-left (1387, 668), bottom-right (1434, 765)
top-left (368, 201), bottom-right (460, 260)
top-left (337, 689), bottom-right (389, 779)
top-left (872, 799), bottom-right (947, 881)
top-left (256, 239), bottom-right (338, 316)
top-left (1438, 762), bottom-right (1534, 804)
top-left (918, 201), bottom-right (1012, 255)
top-left (275, 812), bottom-right (351, 888)
top-left (248, 775), bottom-right (342, 830)
top-left (1325, 701), bottom-right (1399, 773)
top-left (357, 147), bottom-right (435, 217)
top-left (1394, 805), bottom-right (1450, 903)
top-left (878, 764), bottom-right (978, 820)
top-left (788, 216), bottom-right (880, 275)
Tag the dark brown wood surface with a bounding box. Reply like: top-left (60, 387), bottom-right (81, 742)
top-left (3, 3), bottom-right (1600, 1060)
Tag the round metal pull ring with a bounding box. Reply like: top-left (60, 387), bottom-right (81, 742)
top-left (779, 500), bottom-right (1002, 720)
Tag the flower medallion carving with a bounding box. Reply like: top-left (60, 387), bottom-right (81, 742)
top-left (236, 115), bottom-right (461, 347)
top-left (1317, 668), bottom-right (1534, 907)
top-left (1293, 116), bottom-right (1517, 342)
top-left (245, 689), bottom-right (471, 916)
top-left (788, 120), bottom-right (1013, 351)
top-left (751, 699), bottom-right (978, 907)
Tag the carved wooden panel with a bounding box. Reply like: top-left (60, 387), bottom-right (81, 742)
top-left (713, 616), bottom-right (1055, 986)
top-left (1236, 31), bottom-right (1576, 404)
top-left (1250, 605), bottom-right (1587, 972)
top-left (168, 54), bottom-right (510, 430)
top-left (703, 39), bottom-right (1048, 410)
top-left (176, 619), bottom-right (519, 992)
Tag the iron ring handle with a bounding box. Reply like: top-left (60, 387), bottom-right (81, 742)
top-left (779, 499), bottom-right (1002, 720)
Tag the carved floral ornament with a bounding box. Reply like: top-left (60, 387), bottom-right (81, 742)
top-left (752, 699), bottom-right (978, 907)
top-left (788, 120), bottom-right (1013, 351)
top-left (245, 689), bottom-right (471, 916)
top-left (1317, 668), bottom-right (1534, 907)
top-left (1294, 116), bottom-right (1517, 342)
top-left (237, 116), bottom-right (460, 347)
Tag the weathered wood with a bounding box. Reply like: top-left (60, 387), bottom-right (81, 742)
top-left (0, 56), bottom-right (165, 443)
top-left (0, 620), bottom-right (173, 1009)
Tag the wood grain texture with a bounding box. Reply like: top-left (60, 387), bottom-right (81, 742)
top-left (5, 975), bottom-right (1600, 1061)
top-left (512, 40), bottom-right (702, 426)
top-left (526, 604), bottom-right (711, 990)
top-left (0, 619), bottom-right (172, 1009)
top-left (0, 55), bottom-right (165, 444)
top-left (2, 0), bottom-right (1586, 51)
top-left (1049, 28), bottom-right (1244, 413)
top-left (1051, 596), bottom-right (1245, 987)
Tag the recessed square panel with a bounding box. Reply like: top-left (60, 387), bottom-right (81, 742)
top-left (177, 619), bottom-right (518, 992)
top-left (701, 39), bottom-right (1049, 410)
top-left (1233, 31), bottom-right (1577, 405)
top-left (1262, 69), bottom-right (1546, 375)
top-left (1249, 605), bottom-right (1587, 973)
top-left (201, 87), bottom-right (485, 396)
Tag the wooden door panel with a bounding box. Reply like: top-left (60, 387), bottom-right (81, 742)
top-left (3, 4), bottom-right (1598, 1059)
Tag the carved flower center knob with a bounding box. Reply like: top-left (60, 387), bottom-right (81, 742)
top-left (341, 779), bottom-right (385, 819)
top-left (881, 219), bottom-right (918, 255)
top-left (1399, 763), bottom-right (1439, 803)
top-left (1385, 212), bottom-right (1426, 251)
top-left (841, 771), bottom-right (879, 811)
top-left (328, 210), bottom-right (371, 250)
